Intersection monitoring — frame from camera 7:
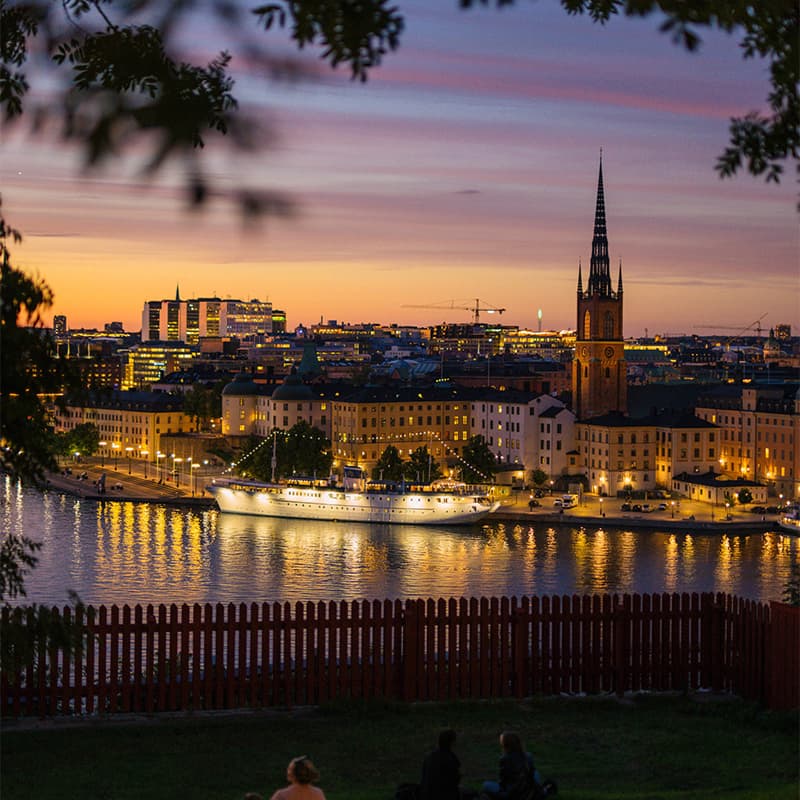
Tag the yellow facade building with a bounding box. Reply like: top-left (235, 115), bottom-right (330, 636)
top-left (331, 386), bottom-right (472, 474)
top-left (695, 385), bottom-right (799, 502)
top-left (55, 391), bottom-right (191, 470)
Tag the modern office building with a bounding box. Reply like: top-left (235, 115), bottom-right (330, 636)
top-left (122, 341), bottom-right (197, 389)
top-left (53, 315), bottom-right (67, 338)
top-left (141, 289), bottom-right (273, 343)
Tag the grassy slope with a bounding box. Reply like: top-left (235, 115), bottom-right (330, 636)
top-left (2, 696), bottom-right (797, 800)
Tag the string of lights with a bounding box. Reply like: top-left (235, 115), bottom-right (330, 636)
top-left (227, 427), bottom-right (495, 484)
top-left (225, 428), bottom-right (329, 474)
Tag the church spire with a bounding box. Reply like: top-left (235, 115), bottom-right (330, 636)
top-left (587, 153), bottom-right (612, 297)
top-left (577, 259), bottom-right (583, 293)
top-left (617, 259), bottom-right (623, 293)
top-left (175, 284), bottom-right (181, 302)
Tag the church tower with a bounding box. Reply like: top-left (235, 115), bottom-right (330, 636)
top-left (572, 156), bottom-right (627, 419)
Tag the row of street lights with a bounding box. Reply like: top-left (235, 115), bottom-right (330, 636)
top-left (93, 445), bottom-right (207, 494)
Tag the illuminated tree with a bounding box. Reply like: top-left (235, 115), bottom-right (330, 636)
top-left (460, 435), bottom-right (497, 484)
top-left (373, 446), bottom-right (404, 482)
top-left (403, 446), bottom-right (442, 484)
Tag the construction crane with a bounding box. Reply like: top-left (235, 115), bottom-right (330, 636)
top-left (694, 314), bottom-right (767, 341)
top-left (401, 298), bottom-right (506, 324)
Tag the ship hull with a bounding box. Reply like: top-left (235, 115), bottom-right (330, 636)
top-left (208, 480), bottom-right (499, 526)
top-left (778, 513), bottom-right (800, 535)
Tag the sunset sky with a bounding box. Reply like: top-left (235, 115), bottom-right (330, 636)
top-left (4, 2), bottom-right (797, 337)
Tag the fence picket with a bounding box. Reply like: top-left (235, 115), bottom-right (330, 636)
top-left (1, 593), bottom-right (795, 718)
top-left (85, 606), bottom-right (96, 715)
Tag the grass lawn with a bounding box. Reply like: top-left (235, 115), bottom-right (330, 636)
top-left (2, 695), bottom-right (797, 800)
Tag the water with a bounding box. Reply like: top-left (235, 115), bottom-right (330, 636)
top-left (3, 479), bottom-right (797, 607)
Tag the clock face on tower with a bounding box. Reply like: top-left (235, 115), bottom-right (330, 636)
top-left (581, 346), bottom-right (589, 358)
top-left (604, 346), bottom-right (615, 359)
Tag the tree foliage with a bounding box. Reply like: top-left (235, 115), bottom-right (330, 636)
top-left (0, 0), bottom-right (403, 215)
top-left (464, 0), bottom-right (798, 186)
top-left (0, 224), bottom-right (78, 487)
top-left (0, 533), bottom-right (41, 602)
top-left (183, 382), bottom-right (224, 432)
top-left (403, 445), bottom-right (442, 483)
top-left (531, 468), bottom-right (548, 488)
top-left (737, 487), bottom-right (753, 506)
top-left (0, 0), bottom-right (794, 224)
top-left (459, 435), bottom-right (496, 484)
top-left (240, 422), bottom-right (332, 481)
top-left (373, 445), bottom-right (404, 481)
top-left (55, 421), bottom-right (100, 457)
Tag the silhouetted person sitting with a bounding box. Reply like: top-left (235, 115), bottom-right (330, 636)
top-left (481, 731), bottom-right (536, 800)
top-left (420, 728), bottom-right (462, 800)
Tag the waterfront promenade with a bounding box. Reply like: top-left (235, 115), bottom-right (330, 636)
top-left (44, 461), bottom-right (780, 533)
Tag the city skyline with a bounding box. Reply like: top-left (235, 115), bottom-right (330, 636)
top-left (4, 2), bottom-right (797, 336)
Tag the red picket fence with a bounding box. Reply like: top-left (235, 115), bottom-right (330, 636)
top-left (1, 593), bottom-right (797, 717)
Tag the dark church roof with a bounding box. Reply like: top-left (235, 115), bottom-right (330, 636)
top-left (222, 373), bottom-right (263, 397)
top-left (271, 369), bottom-right (314, 401)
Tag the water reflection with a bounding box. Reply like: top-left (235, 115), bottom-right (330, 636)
top-left (3, 480), bottom-right (798, 607)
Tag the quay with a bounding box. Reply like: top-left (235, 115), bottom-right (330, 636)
top-left (44, 464), bottom-right (782, 533)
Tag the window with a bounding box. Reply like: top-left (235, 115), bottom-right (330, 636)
top-left (583, 310), bottom-right (591, 339)
top-left (603, 312), bottom-right (614, 338)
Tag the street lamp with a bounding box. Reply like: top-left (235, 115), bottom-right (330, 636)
top-left (173, 457), bottom-right (183, 487)
top-left (600, 497), bottom-right (604, 517)
top-left (99, 441), bottom-right (107, 467)
top-left (125, 446), bottom-right (134, 475)
top-left (156, 452), bottom-right (165, 483)
top-left (779, 493), bottom-right (784, 509)
top-left (671, 501), bottom-right (675, 519)
top-left (191, 462), bottom-right (200, 495)
top-left (111, 442), bottom-right (120, 470)
top-left (549, 480), bottom-right (554, 495)
top-left (141, 450), bottom-right (149, 479)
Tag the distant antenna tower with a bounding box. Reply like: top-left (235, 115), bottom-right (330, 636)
top-left (537, 308), bottom-right (543, 333)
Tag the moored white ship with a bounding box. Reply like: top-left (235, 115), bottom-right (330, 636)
top-left (778, 509), bottom-right (800, 535)
top-left (207, 466), bottom-right (500, 526)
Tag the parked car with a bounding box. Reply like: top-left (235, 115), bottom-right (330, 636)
top-left (533, 488), bottom-right (545, 498)
top-left (621, 502), bottom-right (632, 512)
top-left (641, 503), bottom-right (653, 512)
top-left (750, 506), bottom-right (766, 514)
top-left (765, 506), bottom-right (779, 514)
top-left (632, 503), bottom-right (643, 512)
top-left (657, 502), bottom-right (668, 511)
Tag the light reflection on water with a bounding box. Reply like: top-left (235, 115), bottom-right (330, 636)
top-left (4, 480), bottom-right (798, 607)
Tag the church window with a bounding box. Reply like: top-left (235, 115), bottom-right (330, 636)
top-left (603, 312), bottom-right (614, 338)
top-left (583, 310), bottom-right (591, 339)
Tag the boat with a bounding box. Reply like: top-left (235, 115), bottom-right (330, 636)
top-left (778, 509), bottom-right (800, 535)
top-left (207, 466), bottom-right (500, 525)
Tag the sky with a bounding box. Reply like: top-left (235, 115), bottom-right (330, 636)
top-left (3, 1), bottom-right (798, 337)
